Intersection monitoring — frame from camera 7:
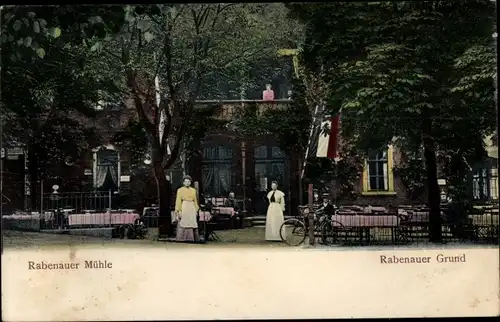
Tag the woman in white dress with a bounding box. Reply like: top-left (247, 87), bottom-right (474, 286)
top-left (265, 181), bottom-right (285, 241)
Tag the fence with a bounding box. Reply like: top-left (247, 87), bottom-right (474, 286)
top-left (1, 190), bottom-right (121, 231)
top-left (37, 190), bottom-right (140, 230)
top-left (310, 203), bottom-right (499, 246)
top-left (41, 191), bottom-right (112, 215)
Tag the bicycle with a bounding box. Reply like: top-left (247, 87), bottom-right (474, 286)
top-left (279, 206), bottom-right (345, 246)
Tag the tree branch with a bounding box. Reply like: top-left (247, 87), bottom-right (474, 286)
top-left (162, 102), bottom-right (194, 169)
top-left (126, 70), bottom-right (158, 139)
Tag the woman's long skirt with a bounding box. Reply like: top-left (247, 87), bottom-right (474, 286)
top-left (176, 200), bottom-right (199, 242)
top-left (265, 203), bottom-right (284, 241)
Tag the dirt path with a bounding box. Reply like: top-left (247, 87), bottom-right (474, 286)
top-left (3, 229), bottom-right (493, 252)
top-left (1, 227), bottom-right (289, 250)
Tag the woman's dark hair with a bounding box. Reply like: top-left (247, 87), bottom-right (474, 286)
top-left (183, 175), bottom-right (192, 182)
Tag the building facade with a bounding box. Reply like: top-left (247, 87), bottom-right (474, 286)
top-left (4, 99), bottom-right (496, 214)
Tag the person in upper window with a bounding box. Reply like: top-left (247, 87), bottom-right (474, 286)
top-left (262, 84), bottom-right (275, 101)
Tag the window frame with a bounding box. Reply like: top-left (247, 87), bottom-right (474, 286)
top-left (490, 168), bottom-right (499, 200)
top-left (201, 145), bottom-right (234, 197)
top-left (254, 145), bottom-right (288, 191)
top-left (361, 145), bottom-right (396, 195)
top-left (473, 166), bottom-right (499, 201)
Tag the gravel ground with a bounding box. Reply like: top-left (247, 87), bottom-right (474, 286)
top-left (1, 227), bottom-right (289, 250)
top-left (3, 228), bottom-right (496, 251)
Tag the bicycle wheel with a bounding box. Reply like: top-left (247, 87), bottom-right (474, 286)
top-left (321, 220), bottom-right (344, 245)
top-left (280, 218), bottom-right (307, 246)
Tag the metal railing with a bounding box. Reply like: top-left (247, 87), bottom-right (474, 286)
top-left (39, 191), bottom-right (113, 230)
top-left (306, 203), bottom-right (499, 246)
top-left (195, 99), bottom-right (291, 121)
top-left (41, 191), bottom-right (112, 214)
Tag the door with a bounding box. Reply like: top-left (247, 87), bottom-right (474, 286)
top-left (253, 145), bottom-right (288, 214)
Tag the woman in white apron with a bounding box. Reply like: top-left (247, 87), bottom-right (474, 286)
top-left (265, 181), bottom-right (285, 241)
top-left (175, 175), bottom-right (200, 242)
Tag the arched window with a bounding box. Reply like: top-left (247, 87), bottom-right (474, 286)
top-left (202, 145), bottom-right (233, 197)
top-left (93, 147), bottom-right (120, 192)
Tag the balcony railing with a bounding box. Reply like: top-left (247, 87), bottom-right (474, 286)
top-left (195, 99), bottom-right (292, 121)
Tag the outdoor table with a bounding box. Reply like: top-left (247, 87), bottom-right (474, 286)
top-left (68, 212), bottom-right (140, 227)
top-left (331, 213), bottom-right (401, 244)
top-left (212, 207), bottom-right (235, 217)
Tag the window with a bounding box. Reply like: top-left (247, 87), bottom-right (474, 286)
top-left (490, 168), bottom-right (498, 199)
top-left (472, 169), bottom-right (488, 200)
top-left (253, 144), bottom-right (288, 214)
top-left (367, 150), bottom-right (388, 191)
top-left (362, 145), bottom-right (395, 195)
top-left (254, 145), bottom-right (287, 192)
top-left (97, 150), bottom-right (119, 166)
top-left (473, 167), bottom-right (499, 200)
top-left (202, 145), bottom-right (233, 197)
top-left (94, 148), bottom-right (120, 191)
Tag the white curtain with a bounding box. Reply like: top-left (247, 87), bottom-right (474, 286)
top-left (490, 168), bottom-right (498, 199)
top-left (109, 163), bottom-right (119, 185)
top-left (481, 169), bottom-right (488, 197)
top-left (383, 162), bottom-right (388, 190)
top-left (218, 163), bottom-right (231, 194)
top-left (95, 166), bottom-right (108, 188)
top-left (382, 150), bottom-right (388, 190)
top-left (472, 174), bottom-right (480, 199)
top-left (472, 169), bottom-right (488, 200)
top-left (95, 149), bottom-right (119, 189)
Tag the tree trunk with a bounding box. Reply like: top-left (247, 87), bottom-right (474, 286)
top-left (422, 118), bottom-right (442, 243)
top-left (153, 161), bottom-right (173, 237)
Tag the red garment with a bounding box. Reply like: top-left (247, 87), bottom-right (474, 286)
top-left (262, 89), bottom-right (275, 101)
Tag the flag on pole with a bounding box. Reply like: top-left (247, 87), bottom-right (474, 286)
top-left (323, 113), bottom-right (342, 160)
top-left (307, 111), bottom-right (341, 160)
top-left (301, 106), bottom-right (342, 178)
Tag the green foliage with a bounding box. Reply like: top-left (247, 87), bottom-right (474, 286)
top-left (1, 6), bottom-right (129, 179)
top-left (234, 77), bottom-right (310, 154)
top-left (112, 121), bottom-right (149, 168)
top-left (289, 1), bottom-right (497, 201)
top-left (306, 150), bottom-right (363, 201)
top-left (184, 105), bottom-right (228, 157)
top-left (266, 78), bottom-right (311, 153)
top-left (234, 102), bottom-right (266, 138)
top-left (89, 3), bottom-right (303, 171)
top-left (394, 159), bottom-right (427, 201)
top-left (1, 5), bottom-right (128, 59)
